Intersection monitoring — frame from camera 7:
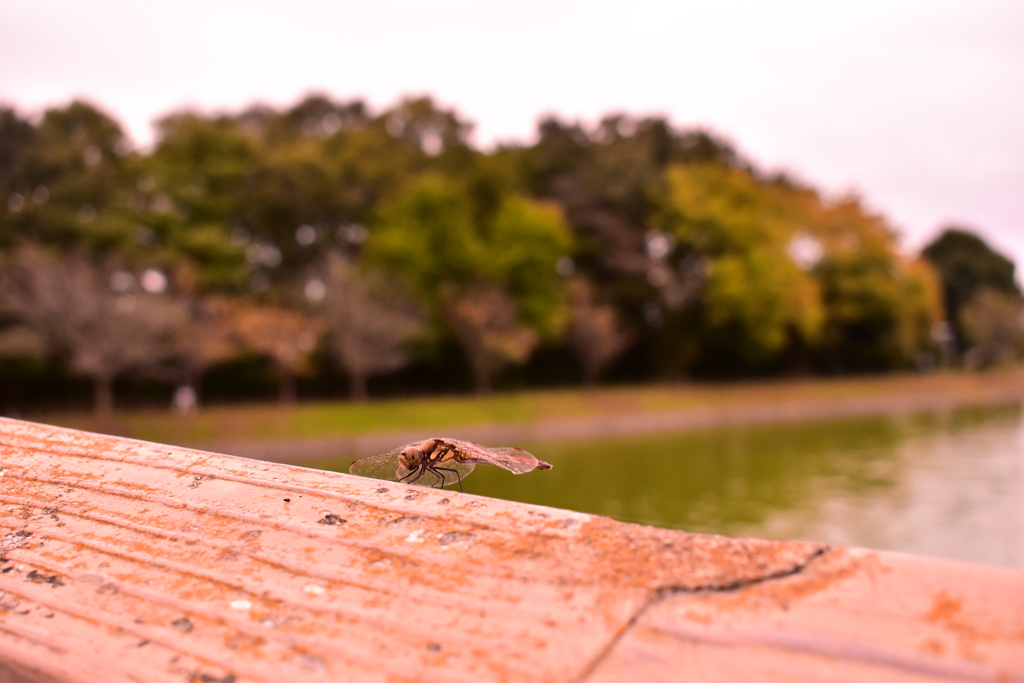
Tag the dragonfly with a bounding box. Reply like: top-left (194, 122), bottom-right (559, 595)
top-left (349, 437), bottom-right (552, 492)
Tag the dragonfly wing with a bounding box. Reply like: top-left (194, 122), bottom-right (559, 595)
top-left (464, 445), bottom-right (548, 474)
top-left (351, 438), bottom-right (542, 484)
top-left (349, 445), bottom-right (409, 481)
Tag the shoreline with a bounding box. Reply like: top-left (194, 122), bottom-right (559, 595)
top-left (201, 370), bottom-right (1024, 464)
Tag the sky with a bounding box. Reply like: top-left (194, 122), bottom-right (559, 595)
top-left (2, 0), bottom-right (1022, 268)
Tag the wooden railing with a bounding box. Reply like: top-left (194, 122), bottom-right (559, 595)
top-left (1, 417), bottom-right (1021, 682)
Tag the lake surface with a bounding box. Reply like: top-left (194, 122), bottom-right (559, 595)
top-left (338, 402), bottom-right (1024, 571)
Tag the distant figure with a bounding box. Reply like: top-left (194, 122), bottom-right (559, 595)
top-left (173, 385), bottom-right (198, 414)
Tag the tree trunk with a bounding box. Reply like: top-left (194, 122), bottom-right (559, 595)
top-left (3, 381), bottom-right (21, 418)
top-left (469, 353), bottom-right (492, 395)
top-left (192, 372), bottom-right (204, 409)
top-left (348, 370), bottom-right (368, 402)
top-left (278, 367), bottom-right (297, 404)
top-left (94, 374), bottom-right (114, 416)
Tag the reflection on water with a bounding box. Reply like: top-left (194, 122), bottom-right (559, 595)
top-left (337, 402), bottom-right (1024, 571)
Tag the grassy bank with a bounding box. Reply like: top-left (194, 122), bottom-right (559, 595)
top-left (17, 368), bottom-right (1024, 448)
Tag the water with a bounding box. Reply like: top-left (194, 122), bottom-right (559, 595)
top-left (338, 402), bottom-right (1024, 571)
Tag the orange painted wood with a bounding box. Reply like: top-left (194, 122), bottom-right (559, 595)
top-left (588, 549), bottom-right (1024, 681)
top-left (0, 417), bottom-right (1021, 682)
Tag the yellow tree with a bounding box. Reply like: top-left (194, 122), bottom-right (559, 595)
top-left (663, 164), bottom-right (941, 372)
top-left (809, 199), bottom-right (942, 370)
top-left (663, 164), bottom-right (824, 368)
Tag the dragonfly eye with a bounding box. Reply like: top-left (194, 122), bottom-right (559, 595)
top-left (402, 446), bottom-right (422, 467)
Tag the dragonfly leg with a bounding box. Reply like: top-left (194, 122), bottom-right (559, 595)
top-left (424, 466), bottom-right (445, 489)
top-left (400, 466), bottom-right (427, 486)
top-left (434, 466), bottom-right (462, 493)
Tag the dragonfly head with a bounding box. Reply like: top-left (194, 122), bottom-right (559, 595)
top-left (398, 445), bottom-right (423, 470)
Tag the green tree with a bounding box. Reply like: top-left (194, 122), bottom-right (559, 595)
top-left (368, 175), bottom-right (572, 392)
top-left (0, 101), bottom-right (140, 253)
top-left (238, 96), bottom-right (375, 283)
top-left (517, 117), bottom-right (752, 380)
top-left (142, 112), bottom-right (256, 291)
top-left (0, 107), bottom-right (37, 237)
top-left (231, 95), bottom-right (475, 294)
top-left (922, 227), bottom-right (1020, 354)
top-left (0, 95), bottom-right (981, 406)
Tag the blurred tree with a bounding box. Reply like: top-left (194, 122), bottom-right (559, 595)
top-left (0, 325), bottom-right (46, 360)
top-left (564, 277), bottom-right (634, 385)
top-left (317, 105), bottom-right (426, 215)
top-left (0, 101), bottom-right (140, 253)
top-left (0, 107), bottom-right (37, 233)
top-left (369, 175), bottom-right (479, 293)
top-left (441, 287), bottom-right (539, 394)
top-left (488, 196), bottom-right (574, 335)
top-left (267, 95), bottom-right (370, 143)
top-left (143, 112), bottom-right (254, 291)
top-left (0, 322), bottom-right (48, 413)
top-left (369, 175), bottom-right (572, 391)
top-left (819, 255), bottom-right (942, 371)
top-left (959, 288), bottom-right (1024, 369)
top-left (163, 291), bottom-right (240, 410)
top-left (0, 95), bottom-right (993, 405)
top-left (234, 304), bottom-right (322, 403)
top-left (0, 244), bottom-right (184, 415)
top-left (661, 164), bottom-right (825, 370)
top-left (808, 199), bottom-right (943, 371)
top-left (225, 95), bottom-right (473, 296)
top-left (661, 164), bottom-right (943, 373)
top-left (922, 227), bottom-right (1021, 354)
top-left (240, 140), bottom-right (342, 283)
top-left (519, 116), bottom-right (746, 380)
top-left (239, 97), bottom-right (361, 281)
top-left (382, 96), bottom-right (473, 159)
top-left (322, 253), bottom-right (424, 400)
top-left (525, 116), bottom-right (667, 290)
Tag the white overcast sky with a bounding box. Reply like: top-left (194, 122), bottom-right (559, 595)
top-left (2, 0), bottom-right (1022, 268)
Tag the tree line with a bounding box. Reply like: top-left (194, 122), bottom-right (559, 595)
top-left (0, 96), bottom-right (1020, 414)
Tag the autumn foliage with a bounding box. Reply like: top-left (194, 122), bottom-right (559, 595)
top-left (0, 96), bottom-right (1016, 412)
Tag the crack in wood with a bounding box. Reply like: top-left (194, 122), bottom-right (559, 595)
top-left (573, 547), bottom-right (831, 682)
